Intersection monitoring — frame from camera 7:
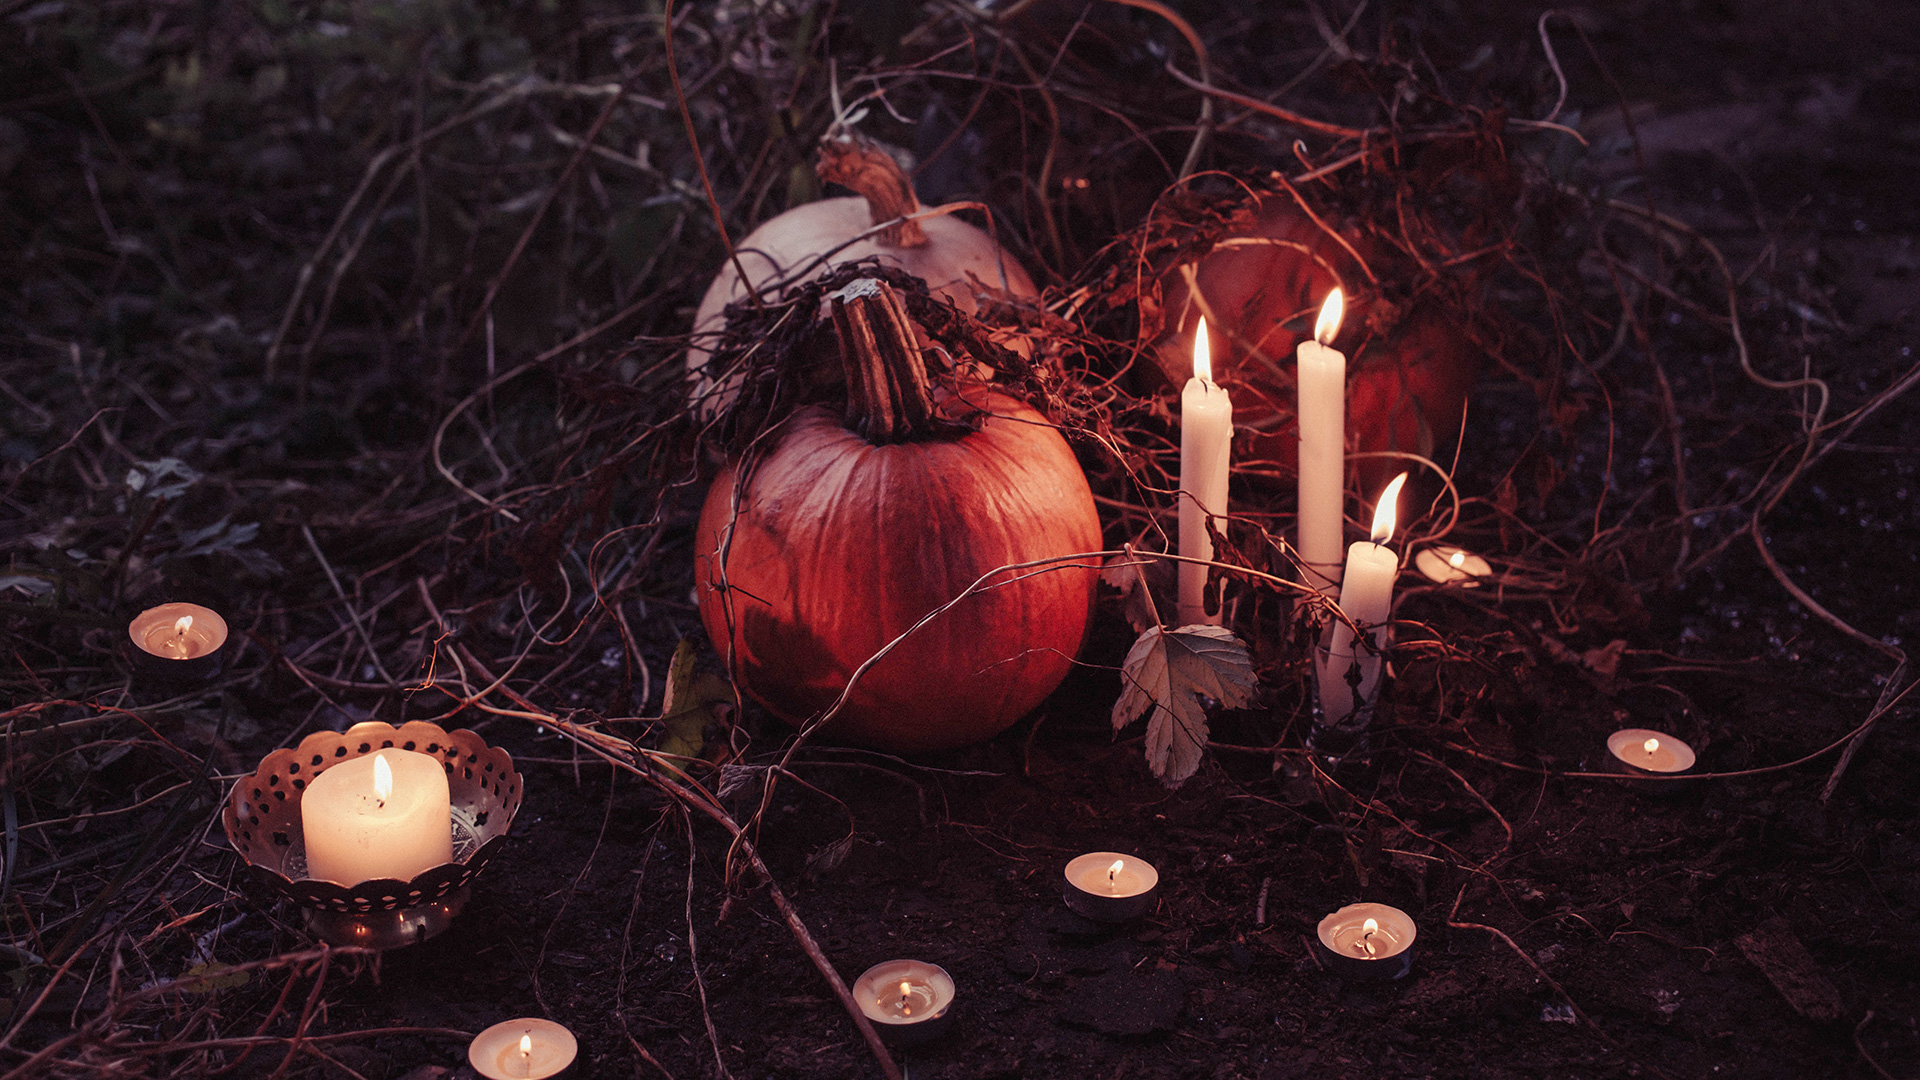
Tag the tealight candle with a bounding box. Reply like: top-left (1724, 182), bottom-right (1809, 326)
top-left (1317, 473), bottom-right (1407, 723)
top-left (1315, 902), bottom-right (1417, 980)
top-left (1296, 290), bottom-right (1346, 598)
top-left (1413, 546), bottom-right (1492, 585)
top-left (1178, 317), bottom-right (1232, 626)
top-left (853, 960), bottom-right (955, 1046)
top-left (300, 749), bottom-right (452, 886)
top-left (127, 602), bottom-right (228, 680)
top-left (1062, 851), bottom-right (1160, 923)
top-left (1606, 728), bottom-right (1696, 776)
top-left (469, 1018), bottom-right (577, 1080)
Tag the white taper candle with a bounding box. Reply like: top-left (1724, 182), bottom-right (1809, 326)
top-left (1297, 290), bottom-right (1347, 597)
top-left (1178, 318), bottom-right (1232, 626)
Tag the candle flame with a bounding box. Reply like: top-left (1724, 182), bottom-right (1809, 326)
top-left (174, 614), bottom-right (193, 636)
top-left (520, 1033), bottom-right (532, 1056)
top-left (1644, 737), bottom-right (1660, 755)
top-left (372, 752), bottom-right (393, 804)
top-left (1363, 917), bottom-right (1378, 935)
top-left (899, 980), bottom-right (913, 1015)
top-left (1193, 317), bottom-right (1212, 383)
top-left (1449, 551), bottom-right (1466, 568)
top-left (1369, 472), bottom-right (1408, 544)
top-left (1314, 289), bottom-right (1344, 345)
top-left (1108, 859), bottom-right (1124, 881)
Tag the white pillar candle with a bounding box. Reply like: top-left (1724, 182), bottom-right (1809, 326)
top-left (301, 749), bottom-right (452, 886)
top-left (1296, 290), bottom-right (1347, 597)
top-left (1178, 317), bottom-right (1232, 626)
top-left (1318, 473), bottom-right (1408, 722)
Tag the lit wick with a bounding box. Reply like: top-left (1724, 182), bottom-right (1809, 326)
top-left (898, 980), bottom-right (913, 1016)
top-left (372, 752), bottom-right (393, 810)
top-left (1448, 551), bottom-right (1466, 569)
top-left (1357, 916), bottom-right (1379, 957)
top-left (1107, 858), bottom-right (1125, 894)
top-left (1643, 737), bottom-right (1660, 757)
top-left (518, 1032), bottom-right (532, 1077)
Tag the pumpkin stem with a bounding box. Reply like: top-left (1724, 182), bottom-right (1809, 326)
top-left (816, 136), bottom-right (929, 249)
top-left (830, 278), bottom-right (939, 444)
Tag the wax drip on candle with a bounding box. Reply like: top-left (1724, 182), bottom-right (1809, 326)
top-left (1315, 288), bottom-right (1344, 345)
top-left (1358, 916), bottom-right (1379, 956)
top-left (372, 752), bottom-right (393, 810)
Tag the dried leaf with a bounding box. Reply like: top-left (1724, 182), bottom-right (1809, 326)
top-left (1111, 625), bottom-right (1256, 788)
top-left (803, 833), bottom-right (855, 879)
top-left (658, 639), bottom-right (731, 760)
top-left (1100, 554), bottom-right (1159, 633)
top-left (175, 961), bottom-right (250, 994)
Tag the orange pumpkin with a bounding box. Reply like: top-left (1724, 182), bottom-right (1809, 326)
top-left (1148, 195), bottom-right (1484, 491)
top-left (694, 279), bottom-right (1100, 752)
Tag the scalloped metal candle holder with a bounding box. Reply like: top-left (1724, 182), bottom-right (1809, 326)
top-left (223, 720), bottom-right (522, 950)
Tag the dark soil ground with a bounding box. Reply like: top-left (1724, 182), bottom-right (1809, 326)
top-left (3, 2), bottom-right (1918, 1079)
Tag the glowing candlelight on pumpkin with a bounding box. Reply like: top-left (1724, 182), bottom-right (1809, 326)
top-left (300, 749), bottom-right (451, 886)
top-left (1179, 317), bottom-right (1233, 626)
top-left (1297, 289), bottom-right (1347, 598)
top-left (1317, 473), bottom-right (1408, 722)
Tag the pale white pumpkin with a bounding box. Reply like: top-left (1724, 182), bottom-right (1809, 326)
top-left (686, 137), bottom-right (1036, 416)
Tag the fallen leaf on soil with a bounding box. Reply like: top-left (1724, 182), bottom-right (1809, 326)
top-left (1111, 624), bottom-right (1256, 788)
top-left (1734, 916), bottom-right (1844, 1023)
top-left (657, 638), bottom-right (731, 759)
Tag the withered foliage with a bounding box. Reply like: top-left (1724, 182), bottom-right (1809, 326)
top-left (0, 2), bottom-right (1912, 1077)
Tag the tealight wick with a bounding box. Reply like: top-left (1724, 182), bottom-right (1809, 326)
top-left (175, 614), bottom-right (193, 638)
top-left (1358, 916), bottom-right (1379, 957)
top-left (372, 752), bottom-right (393, 809)
top-left (1643, 737), bottom-right (1660, 756)
top-left (1108, 859), bottom-right (1124, 884)
top-left (898, 980), bottom-right (913, 1016)
top-left (1448, 551), bottom-right (1466, 569)
top-left (518, 1032), bottom-right (532, 1077)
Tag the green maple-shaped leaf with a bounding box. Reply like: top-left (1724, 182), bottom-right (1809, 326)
top-left (1111, 624), bottom-right (1257, 788)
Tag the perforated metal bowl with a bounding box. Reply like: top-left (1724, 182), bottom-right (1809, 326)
top-left (223, 720), bottom-right (522, 948)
